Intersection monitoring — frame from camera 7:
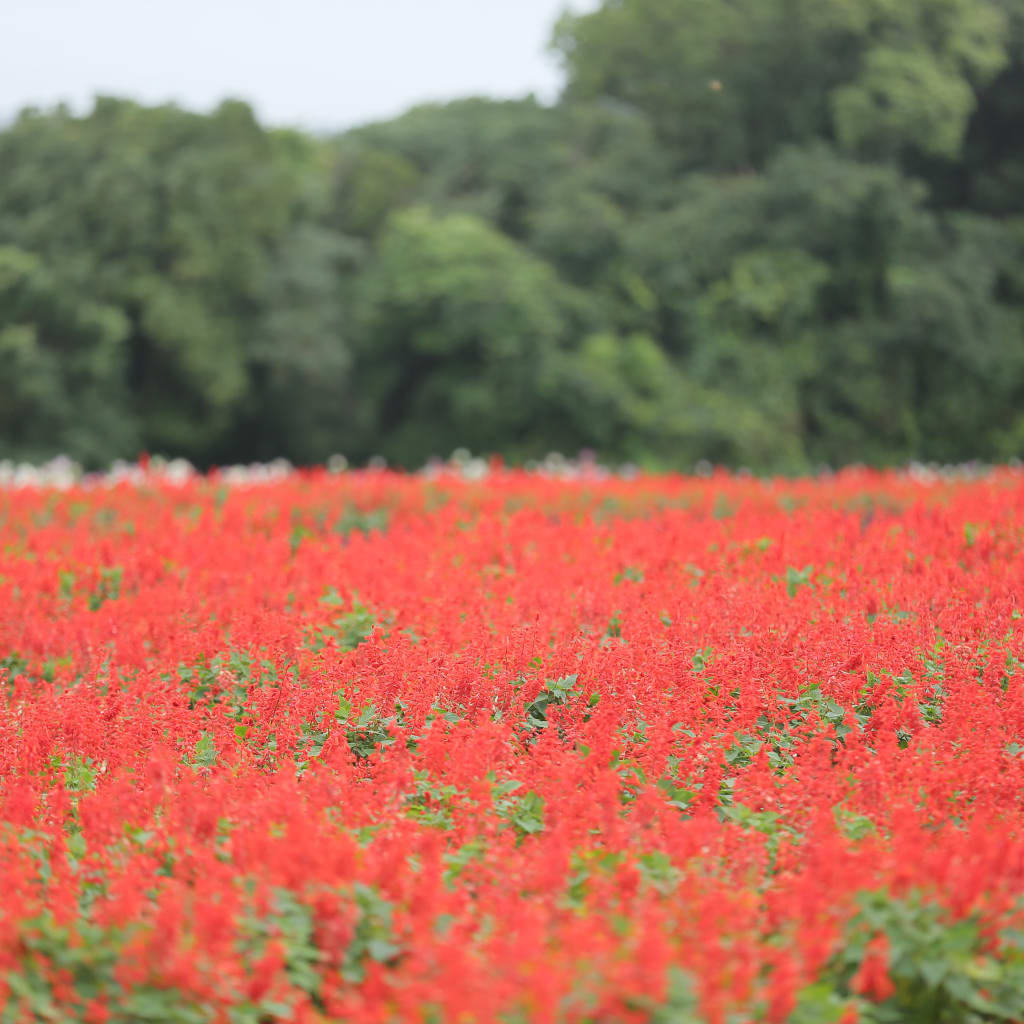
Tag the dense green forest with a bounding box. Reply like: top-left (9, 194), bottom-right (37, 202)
top-left (3, 0), bottom-right (1024, 471)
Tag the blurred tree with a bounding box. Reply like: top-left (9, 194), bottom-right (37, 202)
top-left (624, 145), bottom-right (1024, 466)
top-left (0, 246), bottom-right (135, 464)
top-left (2, 0), bottom-right (1024, 472)
top-left (328, 143), bottom-right (421, 239)
top-left (349, 204), bottom-right (730, 467)
top-left (547, 330), bottom-right (776, 468)
top-left (340, 98), bottom-right (572, 240)
top-left (348, 206), bottom-right (577, 464)
top-left (552, 0), bottom-right (1009, 169)
top-left (0, 98), bottom-right (349, 466)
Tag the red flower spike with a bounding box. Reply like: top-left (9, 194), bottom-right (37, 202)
top-left (0, 467), bottom-right (1022, 1018)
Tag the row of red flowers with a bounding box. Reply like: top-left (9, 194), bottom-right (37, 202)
top-left (1, 467), bottom-right (1023, 1022)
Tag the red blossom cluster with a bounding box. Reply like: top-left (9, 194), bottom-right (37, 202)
top-left (1, 468), bottom-right (1023, 1022)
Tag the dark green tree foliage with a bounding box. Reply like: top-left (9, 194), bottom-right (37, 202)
top-left (621, 147), bottom-right (1024, 467)
top-left (349, 205), bottom-right (575, 464)
top-left (339, 99), bottom-right (571, 241)
top-left (0, 246), bottom-right (134, 464)
top-left (2, 0), bottom-right (1024, 469)
top-left (0, 98), bottom-right (348, 466)
top-left (552, 0), bottom-right (1008, 169)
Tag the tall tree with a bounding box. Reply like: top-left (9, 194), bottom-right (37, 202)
top-left (0, 246), bottom-right (135, 464)
top-left (552, 0), bottom-right (1009, 170)
top-left (0, 98), bottom-right (350, 466)
top-left (348, 206), bottom-right (578, 464)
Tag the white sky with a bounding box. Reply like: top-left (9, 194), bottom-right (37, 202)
top-left (0, 0), bottom-right (599, 132)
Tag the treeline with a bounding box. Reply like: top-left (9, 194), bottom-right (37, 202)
top-left (3, 0), bottom-right (1024, 471)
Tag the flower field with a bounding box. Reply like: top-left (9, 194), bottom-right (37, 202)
top-left (1, 466), bottom-right (1024, 1023)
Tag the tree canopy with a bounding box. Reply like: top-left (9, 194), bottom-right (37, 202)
top-left (3, 0), bottom-right (1024, 470)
